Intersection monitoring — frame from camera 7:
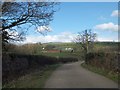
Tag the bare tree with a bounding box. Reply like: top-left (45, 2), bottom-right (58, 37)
top-left (74, 29), bottom-right (96, 61)
top-left (1, 2), bottom-right (59, 43)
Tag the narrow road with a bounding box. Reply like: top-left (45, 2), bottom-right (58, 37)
top-left (44, 61), bottom-right (118, 88)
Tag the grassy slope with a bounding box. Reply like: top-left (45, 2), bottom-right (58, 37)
top-left (81, 63), bottom-right (119, 83)
top-left (80, 42), bottom-right (118, 82)
top-left (3, 64), bottom-right (61, 88)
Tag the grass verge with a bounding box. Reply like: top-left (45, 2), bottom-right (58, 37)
top-left (81, 63), bottom-right (119, 83)
top-left (3, 64), bottom-right (61, 88)
top-left (40, 52), bottom-right (80, 59)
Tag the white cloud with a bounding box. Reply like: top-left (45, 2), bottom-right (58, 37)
top-left (18, 30), bottom-right (119, 44)
top-left (5, 29), bottom-right (20, 40)
top-left (94, 22), bottom-right (118, 31)
top-left (37, 26), bottom-right (52, 32)
top-left (111, 10), bottom-right (119, 17)
top-left (5, 29), bottom-right (18, 36)
top-left (22, 32), bottom-right (76, 44)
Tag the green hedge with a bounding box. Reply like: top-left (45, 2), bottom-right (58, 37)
top-left (86, 52), bottom-right (105, 63)
top-left (85, 52), bottom-right (119, 73)
top-left (2, 53), bottom-right (78, 84)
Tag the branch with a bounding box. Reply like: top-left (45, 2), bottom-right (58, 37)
top-left (2, 16), bottom-right (29, 30)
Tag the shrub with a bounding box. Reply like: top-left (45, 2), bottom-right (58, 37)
top-left (2, 53), bottom-right (78, 84)
top-left (85, 52), bottom-right (118, 73)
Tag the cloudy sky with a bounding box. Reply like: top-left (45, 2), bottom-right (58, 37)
top-left (22, 2), bottom-right (118, 44)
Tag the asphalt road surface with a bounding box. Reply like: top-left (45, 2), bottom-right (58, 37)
top-left (44, 61), bottom-right (118, 88)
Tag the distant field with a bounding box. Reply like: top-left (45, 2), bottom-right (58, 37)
top-left (5, 42), bottom-right (118, 58)
top-left (93, 42), bottom-right (118, 53)
top-left (40, 52), bottom-right (81, 59)
top-left (42, 42), bottom-right (118, 53)
top-left (38, 42), bottom-right (118, 60)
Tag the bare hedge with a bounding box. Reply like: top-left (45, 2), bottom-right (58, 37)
top-left (2, 53), bottom-right (78, 84)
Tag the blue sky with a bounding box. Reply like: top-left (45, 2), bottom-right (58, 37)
top-left (23, 2), bottom-right (118, 43)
